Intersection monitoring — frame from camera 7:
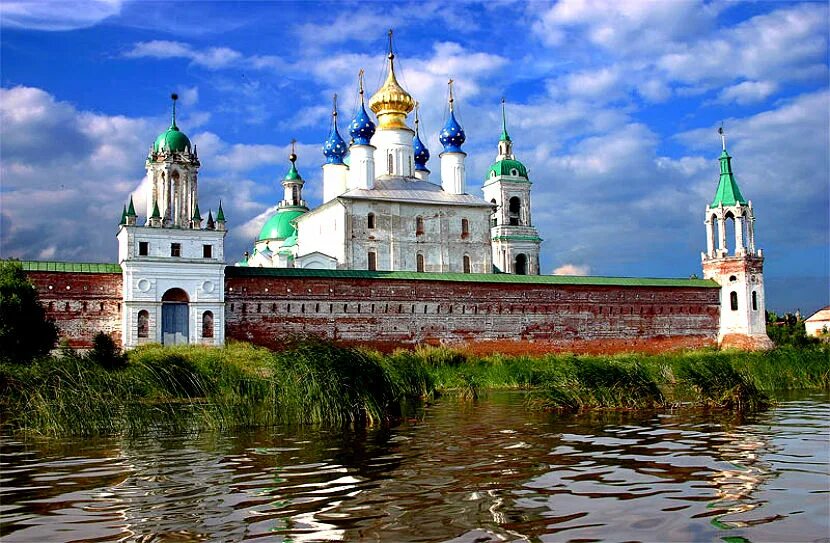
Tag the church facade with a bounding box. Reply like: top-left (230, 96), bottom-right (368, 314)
top-left (15, 36), bottom-right (773, 352)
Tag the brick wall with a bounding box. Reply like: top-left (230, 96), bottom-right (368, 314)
top-left (225, 276), bottom-right (720, 354)
top-left (27, 271), bottom-right (123, 348)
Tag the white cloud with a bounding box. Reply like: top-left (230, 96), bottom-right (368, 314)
top-left (0, 0), bottom-right (122, 30)
top-left (715, 80), bottom-right (777, 105)
top-left (553, 264), bottom-right (590, 276)
top-left (125, 40), bottom-right (243, 70)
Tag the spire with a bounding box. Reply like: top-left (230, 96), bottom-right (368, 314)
top-left (216, 200), bottom-right (225, 222)
top-left (323, 94), bottom-right (347, 165)
top-left (710, 126), bottom-right (748, 209)
top-left (206, 210), bottom-right (215, 230)
top-left (170, 93), bottom-right (178, 130)
top-left (126, 196), bottom-right (137, 217)
top-left (368, 29), bottom-right (415, 130)
top-left (119, 204), bottom-right (127, 226)
top-left (413, 102), bottom-right (430, 170)
top-left (349, 69), bottom-right (376, 145)
top-left (192, 203), bottom-right (202, 221)
top-left (439, 79), bottom-right (466, 153)
top-left (500, 97), bottom-right (511, 142)
top-left (151, 199), bottom-right (161, 219)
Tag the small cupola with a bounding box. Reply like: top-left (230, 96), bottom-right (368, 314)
top-left (349, 69), bottom-right (376, 146)
top-left (153, 94), bottom-right (191, 154)
top-left (322, 94), bottom-right (347, 165)
top-left (439, 80), bottom-right (466, 153)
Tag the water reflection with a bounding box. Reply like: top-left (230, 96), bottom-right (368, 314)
top-left (1, 392), bottom-right (827, 543)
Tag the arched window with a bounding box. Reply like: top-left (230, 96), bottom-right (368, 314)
top-left (463, 255), bottom-right (471, 274)
top-left (368, 212), bottom-right (376, 229)
top-left (292, 185), bottom-right (300, 205)
top-left (387, 153), bottom-right (393, 175)
top-left (415, 216), bottom-right (424, 236)
top-left (490, 199), bottom-right (498, 227)
top-left (751, 291), bottom-right (758, 311)
top-left (461, 218), bottom-right (469, 239)
top-left (137, 310), bottom-right (149, 338)
top-left (515, 254), bottom-right (527, 275)
top-left (416, 253), bottom-right (425, 272)
top-left (202, 311), bottom-right (214, 338)
top-left (730, 291), bottom-right (738, 311)
top-left (508, 197), bottom-right (521, 226)
top-left (368, 251), bottom-right (377, 271)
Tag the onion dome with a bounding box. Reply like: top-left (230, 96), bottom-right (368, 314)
top-left (439, 81), bottom-right (465, 153)
top-left (413, 106), bottom-right (430, 171)
top-left (323, 95), bottom-right (347, 165)
top-left (349, 70), bottom-right (376, 145)
top-left (368, 30), bottom-right (415, 130)
top-left (258, 209), bottom-right (305, 241)
top-left (153, 94), bottom-right (191, 154)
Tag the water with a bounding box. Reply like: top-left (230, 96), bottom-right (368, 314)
top-left (2, 392), bottom-right (828, 543)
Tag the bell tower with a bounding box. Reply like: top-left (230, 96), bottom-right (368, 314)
top-left (701, 128), bottom-right (772, 350)
top-left (482, 99), bottom-right (541, 275)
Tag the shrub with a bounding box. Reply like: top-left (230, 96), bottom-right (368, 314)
top-left (0, 260), bottom-right (58, 363)
top-left (87, 332), bottom-right (127, 370)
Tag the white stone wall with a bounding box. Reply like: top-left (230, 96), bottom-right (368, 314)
top-left (371, 128), bottom-right (415, 178)
top-left (295, 202), bottom-right (347, 265)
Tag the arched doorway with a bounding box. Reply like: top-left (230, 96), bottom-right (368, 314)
top-left (161, 288), bottom-right (189, 345)
top-left (515, 254), bottom-right (527, 275)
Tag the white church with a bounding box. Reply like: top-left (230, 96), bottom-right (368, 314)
top-left (241, 34), bottom-right (542, 275)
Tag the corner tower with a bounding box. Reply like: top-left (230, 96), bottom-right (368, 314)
top-left (117, 94), bottom-right (226, 348)
top-left (701, 128), bottom-right (772, 350)
top-left (482, 99), bottom-right (541, 274)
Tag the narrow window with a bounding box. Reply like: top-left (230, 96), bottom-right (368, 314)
top-left (368, 212), bottom-right (376, 229)
top-left (203, 244), bottom-right (212, 258)
top-left (202, 311), bottom-right (214, 338)
top-left (139, 241), bottom-right (149, 256)
top-left (387, 153), bottom-right (393, 175)
top-left (137, 310), bottom-right (149, 338)
top-left (730, 291), bottom-right (738, 311)
top-left (416, 253), bottom-right (425, 272)
top-left (368, 251), bottom-right (377, 271)
top-left (292, 185), bottom-right (300, 205)
top-left (751, 291), bottom-right (758, 311)
top-left (461, 218), bottom-right (469, 239)
top-left (416, 216), bottom-right (424, 236)
top-left (508, 197), bottom-right (521, 226)
top-left (171, 243), bottom-right (181, 257)
top-left (463, 255), bottom-right (471, 274)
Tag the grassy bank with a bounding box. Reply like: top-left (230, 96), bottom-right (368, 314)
top-left (1, 341), bottom-right (827, 436)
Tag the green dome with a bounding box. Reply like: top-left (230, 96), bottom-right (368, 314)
top-left (153, 125), bottom-right (191, 154)
top-left (487, 159), bottom-right (528, 180)
top-left (258, 209), bottom-right (306, 241)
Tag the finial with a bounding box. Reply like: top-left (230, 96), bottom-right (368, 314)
top-left (289, 138), bottom-right (297, 163)
top-left (358, 69), bottom-right (365, 100)
top-left (332, 93), bottom-right (338, 118)
top-left (448, 79), bottom-right (455, 112)
top-left (414, 101), bottom-right (420, 130)
top-left (387, 29), bottom-right (394, 60)
top-left (718, 123), bottom-right (726, 151)
top-left (171, 93), bottom-right (179, 128)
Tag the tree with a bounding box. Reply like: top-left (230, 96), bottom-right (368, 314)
top-left (0, 261), bottom-right (58, 363)
top-left (88, 331), bottom-right (127, 370)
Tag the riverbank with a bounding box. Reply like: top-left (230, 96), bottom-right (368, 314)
top-left (1, 341), bottom-right (827, 436)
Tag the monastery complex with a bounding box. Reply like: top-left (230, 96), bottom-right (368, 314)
top-left (17, 35), bottom-right (773, 353)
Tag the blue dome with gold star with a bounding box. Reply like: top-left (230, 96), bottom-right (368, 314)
top-left (323, 122), bottom-right (347, 164)
top-left (349, 103), bottom-right (376, 146)
top-left (439, 111), bottom-right (465, 153)
top-left (413, 131), bottom-right (430, 171)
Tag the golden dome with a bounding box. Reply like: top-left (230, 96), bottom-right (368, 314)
top-left (368, 52), bottom-right (415, 130)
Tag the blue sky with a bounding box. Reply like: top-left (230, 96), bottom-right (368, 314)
top-left (1, 0), bottom-right (827, 314)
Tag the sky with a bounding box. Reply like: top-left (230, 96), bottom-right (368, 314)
top-left (0, 0), bottom-right (827, 314)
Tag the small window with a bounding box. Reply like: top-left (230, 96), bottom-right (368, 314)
top-left (730, 291), bottom-right (738, 311)
top-left (203, 245), bottom-right (212, 258)
top-left (171, 243), bottom-right (181, 257)
top-left (137, 310), bottom-right (149, 338)
top-left (368, 212), bottom-right (376, 229)
top-left (510, 168), bottom-right (518, 176)
top-left (387, 153), bottom-right (393, 175)
top-left (202, 311), bottom-right (214, 338)
top-left (292, 185), bottom-right (300, 205)
top-left (416, 253), bottom-right (425, 272)
top-left (751, 291), bottom-right (758, 311)
top-left (368, 251), bottom-right (377, 271)
top-left (139, 241), bottom-right (149, 256)
top-left (416, 216), bottom-right (424, 236)
top-left (461, 218), bottom-right (469, 239)
top-left (463, 255), bottom-right (471, 274)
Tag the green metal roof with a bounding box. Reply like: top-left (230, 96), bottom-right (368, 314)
top-left (710, 150), bottom-right (747, 208)
top-left (226, 266), bottom-right (719, 288)
top-left (258, 209), bottom-right (306, 241)
top-left (14, 260), bottom-right (122, 273)
top-left (284, 162), bottom-right (302, 181)
top-left (153, 125), bottom-right (191, 154)
top-left (486, 159), bottom-right (528, 181)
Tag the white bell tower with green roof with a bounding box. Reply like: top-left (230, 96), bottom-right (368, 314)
top-left (701, 128), bottom-right (772, 350)
top-left (117, 94), bottom-right (227, 349)
top-left (482, 99), bottom-right (541, 275)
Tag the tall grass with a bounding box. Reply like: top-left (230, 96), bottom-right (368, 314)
top-left (1, 341), bottom-right (826, 436)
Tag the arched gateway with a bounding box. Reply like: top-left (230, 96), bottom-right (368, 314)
top-left (161, 288), bottom-right (189, 345)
